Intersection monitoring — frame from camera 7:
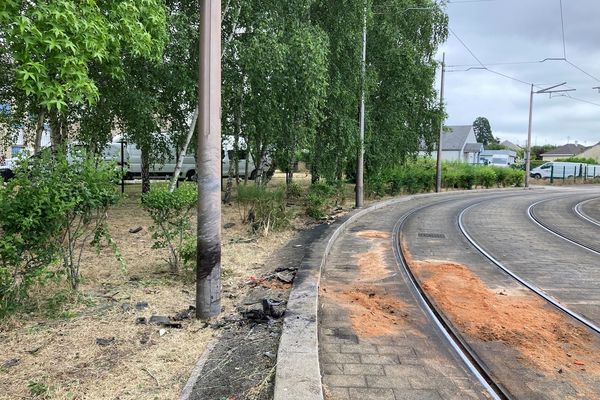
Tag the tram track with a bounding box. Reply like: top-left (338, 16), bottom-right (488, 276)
top-left (395, 191), bottom-right (600, 399)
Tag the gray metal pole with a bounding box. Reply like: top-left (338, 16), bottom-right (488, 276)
top-left (525, 84), bottom-right (534, 188)
top-left (196, 0), bottom-right (222, 319)
top-left (356, 1), bottom-right (367, 209)
top-left (435, 53), bottom-right (445, 193)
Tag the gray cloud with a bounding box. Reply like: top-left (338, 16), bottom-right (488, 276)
top-left (438, 0), bottom-right (600, 146)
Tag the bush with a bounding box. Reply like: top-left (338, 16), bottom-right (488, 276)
top-left (237, 185), bottom-right (290, 235)
top-left (508, 169), bottom-right (525, 187)
top-left (492, 167), bottom-right (510, 187)
top-left (286, 181), bottom-right (304, 199)
top-left (474, 166), bottom-right (497, 188)
top-left (306, 182), bottom-right (344, 219)
top-left (0, 149), bottom-right (121, 316)
top-left (142, 183), bottom-right (197, 272)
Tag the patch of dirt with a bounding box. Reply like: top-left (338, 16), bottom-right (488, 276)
top-left (402, 242), bottom-right (600, 397)
top-left (356, 230), bottom-right (390, 240)
top-left (321, 286), bottom-right (408, 338)
top-left (320, 229), bottom-right (408, 339)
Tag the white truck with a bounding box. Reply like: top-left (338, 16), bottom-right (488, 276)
top-left (530, 161), bottom-right (600, 179)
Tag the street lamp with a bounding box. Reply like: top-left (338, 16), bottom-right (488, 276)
top-left (525, 82), bottom-right (575, 188)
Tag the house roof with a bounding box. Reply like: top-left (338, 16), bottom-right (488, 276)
top-left (541, 143), bottom-right (587, 157)
top-left (500, 140), bottom-right (522, 151)
top-left (442, 125), bottom-right (474, 151)
top-left (464, 143), bottom-right (484, 153)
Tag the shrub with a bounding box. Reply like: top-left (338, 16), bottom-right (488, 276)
top-left (286, 181), bottom-right (304, 199)
top-left (508, 169), bottom-right (525, 187)
top-left (474, 166), bottom-right (497, 188)
top-left (306, 182), bottom-right (344, 219)
top-left (493, 167), bottom-right (510, 187)
top-left (142, 183), bottom-right (197, 272)
top-left (0, 149), bottom-right (121, 316)
top-left (237, 185), bottom-right (290, 235)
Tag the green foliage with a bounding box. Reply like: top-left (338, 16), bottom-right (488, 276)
top-left (28, 380), bottom-right (49, 397)
top-left (554, 157), bottom-right (598, 165)
top-left (141, 184), bottom-right (197, 272)
top-left (474, 166), bottom-right (497, 188)
top-left (0, 149), bottom-right (121, 316)
top-left (306, 182), bottom-right (345, 219)
top-left (236, 185), bottom-right (290, 235)
top-left (473, 117), bottom-right (497, 146)
top-left (366, 161), bottom-right (525, 197)
top-left (531, 145), bottom-right (557, 160)
top-left (286, 181), bottom-right (304, 199)
top-left (1, 0), bottom-right (167, 113)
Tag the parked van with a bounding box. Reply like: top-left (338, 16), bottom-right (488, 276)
top-left (115, 134), bottom-right (257, 180)
top-left (530, 162), bottom-right (600, 179)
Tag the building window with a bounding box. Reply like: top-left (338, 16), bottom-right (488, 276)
top-left (11, 145), bottom-right (25, 157)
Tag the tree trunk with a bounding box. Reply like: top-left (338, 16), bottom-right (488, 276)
top-left (169, 108), bottom-right (199, 192)
top-left (196, 0), bottom-right (222, 320)
top-left (49, 111), bottom-right (66, 151)
top-left (34, 108), bottom-right (46, 154)
top-left (141, 147), bottom-right (151, 194)
top-left (223, 96), bottom-right (242, 203)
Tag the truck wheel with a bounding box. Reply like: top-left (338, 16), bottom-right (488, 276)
top-left (533, 173), bottom-right (542, 179)
top-left (249, 169), bottom-right (257, 180)
top-left (186, 170), bottom-right (197, 181)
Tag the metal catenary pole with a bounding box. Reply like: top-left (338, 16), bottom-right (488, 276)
top-left (435, 53), bottom-right (445, 193)
top-left (196, 0), bottom-right (222, 319)
top-left (525, 82), bottom-right (575, 188)
top-left (525, 84), bottom-right (534, 188)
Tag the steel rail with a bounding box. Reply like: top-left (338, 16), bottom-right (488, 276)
top-left (527, 198), bottom-right (600, 256)
top-left (573, 197), bottom-right (600, 227)
top-left (393, 199), bottom-right (511, 400)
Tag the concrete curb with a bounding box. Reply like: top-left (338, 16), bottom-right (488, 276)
top-left (273, 188), bottom-right (532, 400)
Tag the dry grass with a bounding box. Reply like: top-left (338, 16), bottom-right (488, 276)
top-left (0, 178), bottom-right (303, 400)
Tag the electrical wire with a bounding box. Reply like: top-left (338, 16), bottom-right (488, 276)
top-left (559, 0), bottom-right (567, 59)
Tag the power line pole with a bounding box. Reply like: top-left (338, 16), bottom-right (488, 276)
top-left (196, 0), bottom-right (222, 319)
top-left (525, 82), bottom-right (575, 188)
top-left (356, 0), bottom-right (367, 209)
top-left (435, 53), bottom-right (445, 193)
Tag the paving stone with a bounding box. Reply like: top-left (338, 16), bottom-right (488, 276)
top-left (360, 354), bottom-right (400, 365)
top-left (323, 374), bottom-right (366, 388)
top-left (324, 386), bottom-right (349, 400)
top-left (342, 363), bottom-right (384, 376)
top-left (348, 388), bottom-right (395, 400)
top-left (384, 364), bottom-right (428, 378)
top-left (321, 353), bottom-right (361, 364)
top-left (377, 345), bottom-right (416, 356)
top-left (322, 363), bottom-right (344, 375)
top-left (340, 344), bottom-right (378, 354)
top-left (393, 389), bottom-right (443, 400)
top-left (366, 375), bottom-right (411, 389)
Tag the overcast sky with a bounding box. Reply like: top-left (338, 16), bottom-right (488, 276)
top-left (438, 0), bottom-right (600, 147)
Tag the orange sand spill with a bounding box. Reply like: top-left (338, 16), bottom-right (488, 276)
top-left (402, 240), bottom-right (600, 379)
top-left (322, 286), bottom-right (408, 338)
top-left (357, 230), bottom-right (390, 239)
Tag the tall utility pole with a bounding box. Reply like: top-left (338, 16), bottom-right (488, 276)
top-left (196, 0), bottom-right (222, 319)
top-left (525, 82), bottom-right (575, 188)
top-left (435, 53), bottom-right (445, 193)
top-left (356, 0), bottom-right (367, 209)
